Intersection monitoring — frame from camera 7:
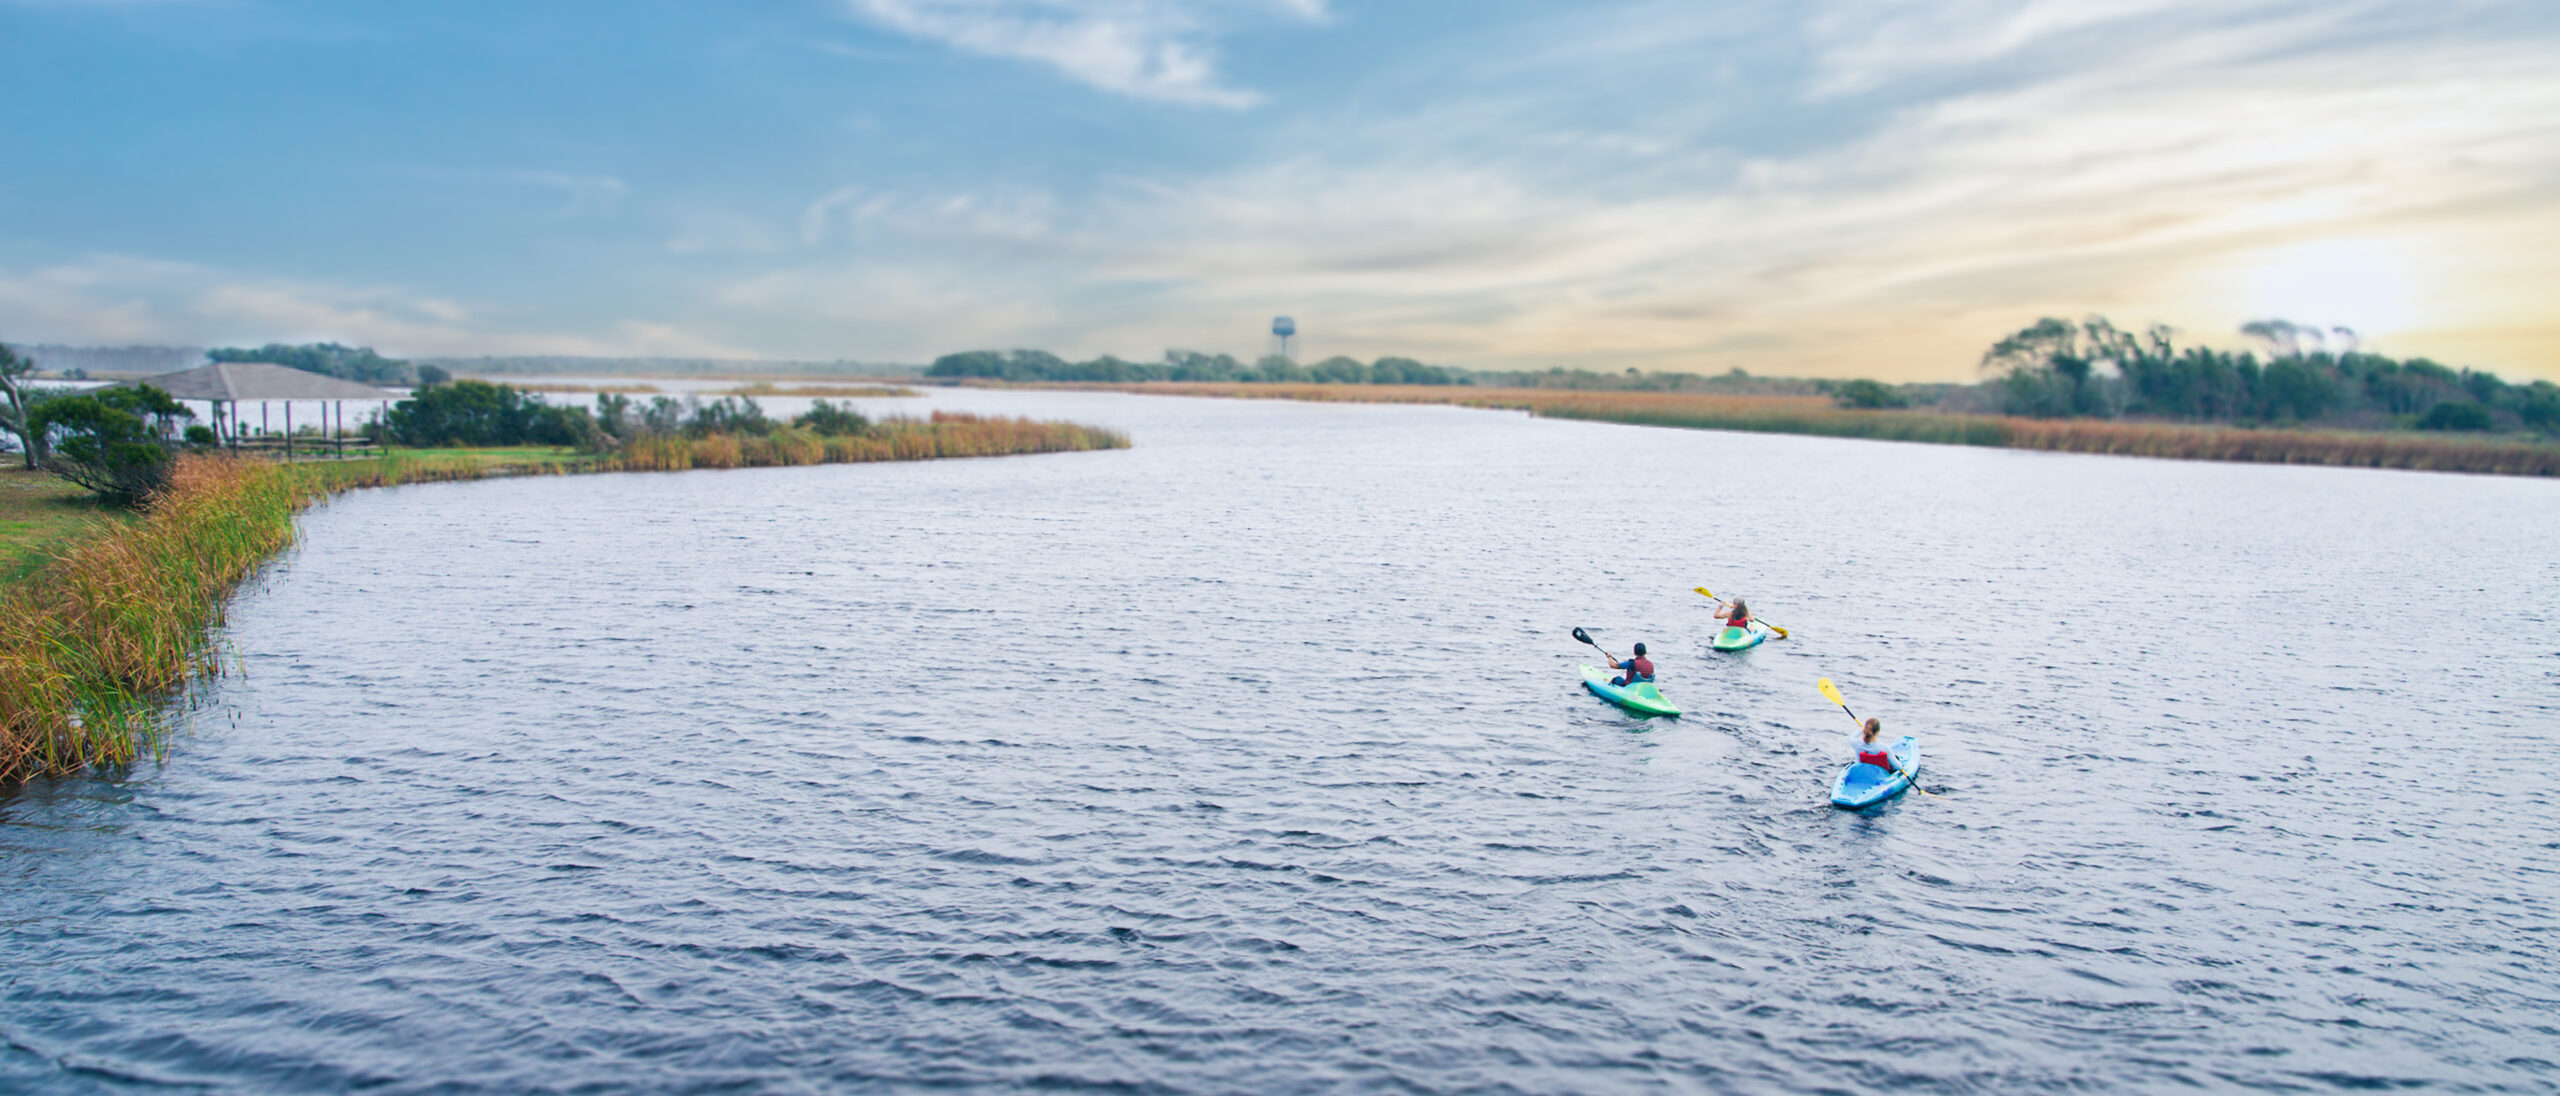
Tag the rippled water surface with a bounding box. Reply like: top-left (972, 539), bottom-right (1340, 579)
top-left (5, 390), bottom-right (2557, 1093)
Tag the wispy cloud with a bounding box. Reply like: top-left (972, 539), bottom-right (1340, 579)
top-left (839, 0), bottom-right (1324, 107)
top-left (753, 0), bottom-right (2560, 373)
top-left (0, 255), bottom-right (749, 358)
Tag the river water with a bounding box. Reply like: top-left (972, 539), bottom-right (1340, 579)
top-left (3, 389), bottom-right (2555, 1093)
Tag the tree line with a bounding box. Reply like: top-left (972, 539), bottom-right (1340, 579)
top-left (375, 380), bottom-right (874, 448)
top-left (925, 348), bottom-right (1860, 394)
top-left (208, 343), bottom-right (450, 387)
top-left (1965, 317), bottom-right (2557, 432)
top-left (927, 349), bottom-right (1465, 386)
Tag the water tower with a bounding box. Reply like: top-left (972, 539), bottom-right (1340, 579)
top-left (1271, 315), bottom-right (1297, 360)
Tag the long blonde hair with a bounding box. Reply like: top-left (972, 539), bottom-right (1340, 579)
top-left (1861, 716), bottom-right (1882, 742)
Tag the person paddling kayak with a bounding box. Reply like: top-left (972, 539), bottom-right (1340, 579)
top-left (1723, 597), bottom-right (1751, 629)
top-left (1855, 717), bottom-right (1901, 775)
top-left (1611, 642), bottom-right (1655, 687)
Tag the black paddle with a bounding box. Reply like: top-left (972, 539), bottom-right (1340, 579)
top-left (1571, 626), bottom-right (1619, 667)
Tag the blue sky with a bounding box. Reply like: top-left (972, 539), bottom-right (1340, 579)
top-left (3, 0), bottom-right (2555, 380)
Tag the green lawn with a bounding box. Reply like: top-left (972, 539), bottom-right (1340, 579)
top-left (0, 464), bottom-right (132, 586)
top-left (380, 445), bottom-right (595, 471)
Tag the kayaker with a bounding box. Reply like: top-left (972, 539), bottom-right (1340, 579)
top-left (1856, 717), bottom-right (1899, 774)
top-left (1724, 597), bottom-right (1752, 629)
top-left (1611, 642), bottom-right (1655, 687)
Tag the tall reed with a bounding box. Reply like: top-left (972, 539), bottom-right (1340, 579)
top-left (1083, 383), bottom-right (2558, 477)
top-left (0, 458), bottom-right (300, 775)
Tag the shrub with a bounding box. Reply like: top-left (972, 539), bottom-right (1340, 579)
top-left (619, 435), bottom-right (693, 471)
top-left (2418, 400), bottom-right (2494, 431)
top-left (794, 399), bottom-right (870, 436)
top-left (684, 396), bottom-right (772, 438)
top-left (755, 426), bottom-right (824, 466)
top-left (691, 434), bottom-right (744, 468)
top-left (381, 379), bottom-right (590, 446)
top-left (1833, 379), bottom-right (1910, 409)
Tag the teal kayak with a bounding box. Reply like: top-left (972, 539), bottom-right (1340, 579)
top-left (1582, 665), bottom-right (1681, 717)
top-left (1830, 736), bottom-right (1918, 808)
top-left (1710, 623), bottom-right (1767, 651)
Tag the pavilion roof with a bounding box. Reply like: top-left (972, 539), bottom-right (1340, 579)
top-left (123, 361), bottom-right (401, 401)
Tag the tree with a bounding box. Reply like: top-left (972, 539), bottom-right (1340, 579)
top-left (34, 384), bottom-right (194, 505)
top-left (1980, 317), bottom-right (2105, 417)
top-left (2239, 319), bottom-right (2304, 359)
top-left (0, 342), bottom-right (43, 469)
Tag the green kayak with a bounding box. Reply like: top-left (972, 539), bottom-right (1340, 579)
top-left (1581, 665), bottom-right (1681, 717)
top-left (1711, 623), bottom-right (1767, 652)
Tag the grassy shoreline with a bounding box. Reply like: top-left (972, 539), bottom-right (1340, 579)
top-left (0, 411), bottom-right (1127, 780)
top-left (1027, 382), bottom-right (2560, 477)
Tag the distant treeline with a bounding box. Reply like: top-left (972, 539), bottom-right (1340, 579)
top-left (929, 349), bottom-right (1465, 385)
top-left (422, 355), bottom-right (911, 378)
top-left (928, 348), bottom-right (1828, 393)
top-left (1957, 318), bottom-right (2557, 433)
top-left (208, 343), bottom-right (436, 387)
top-left (18, 344), bottom-right (205, 378)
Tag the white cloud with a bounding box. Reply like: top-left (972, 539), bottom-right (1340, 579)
top-left (748, 0), bottom-right (2560, 376)
top-left (839, 0), bottom-right (1324, 107)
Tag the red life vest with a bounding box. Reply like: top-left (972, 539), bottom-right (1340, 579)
top-left (1626, 656), bottom-right (1655, 680)
top-left (1858, 744), bottom-right (1894, 769)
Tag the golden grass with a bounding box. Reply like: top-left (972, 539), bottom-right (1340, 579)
top-left (1078, 383), bottom-right (2560, 477)
top-left (468, 380), bottom-right (664, 394)
top-left (0, 457), bottom-right (295, 775)
top-left (721, 382), bottom-right (921, 398)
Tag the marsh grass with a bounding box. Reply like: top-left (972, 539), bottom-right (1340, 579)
top-left (722, 382), bottom-right (920, 398)
top-left (1102, 384), bottom-right (2560, 476)
top-left (598, 411), bottom-right (1127, 472)
top-left (0, 413), bottom-right (1128, 779)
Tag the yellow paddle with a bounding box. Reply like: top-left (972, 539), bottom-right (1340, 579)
top-left (1694, 586), bottom-right (1788, 639)
top-left (1816, 676), bottom-right (1933, 797)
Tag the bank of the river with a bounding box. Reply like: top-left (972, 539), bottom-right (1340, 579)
top-left (0, 411), bottom-right (1127, 779)
top-left (1002, 381), bottom-right (2560, 476)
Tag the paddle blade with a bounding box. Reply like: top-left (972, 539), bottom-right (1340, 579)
top-left (1571, 626), bottom-right (1597, 647)
top-left (1766, 623), bottom-right (1790, 639)
top-left (1817, 677), bottom-right (1846, 708)
top-left (1692, 586), bottom-right (1717, 601)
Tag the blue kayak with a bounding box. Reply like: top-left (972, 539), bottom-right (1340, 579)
top-left (1710, 623), bottom-right (1767, 651)
top-left (1581, 665), bottom-right (1681, 717)
top-left (1830, 736), bottom-right (1918, 808)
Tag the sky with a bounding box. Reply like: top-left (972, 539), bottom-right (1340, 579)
top-left (1, 0), bottom-right (2555, 381)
